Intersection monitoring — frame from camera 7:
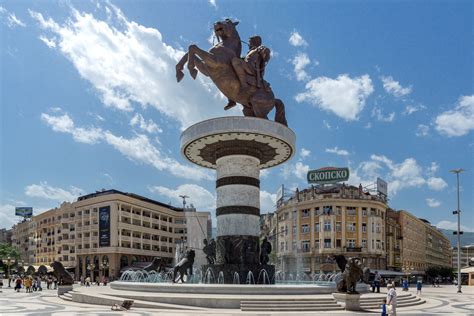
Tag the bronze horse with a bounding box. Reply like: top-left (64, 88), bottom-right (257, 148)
top-left (175, 19), bottom-right (287, 126)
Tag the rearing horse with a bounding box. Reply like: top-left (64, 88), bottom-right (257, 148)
top-left (175, 19), bottom-right (287, 126)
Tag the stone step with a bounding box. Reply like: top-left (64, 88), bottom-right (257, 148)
top-left (242, 302), bottom-right (340, 307)
top-left (241, 305), bottom-right (344, 312)
top-left (241, 299), bottom-right (337, 304)
top-left (361, 295), bottom-right (419, 303)
top-left (63, 292), bottom-right (72, 298)
top-left (59, 294), bottom-right (73, 301)
top-left (362, 298), bottom-right (425, 309)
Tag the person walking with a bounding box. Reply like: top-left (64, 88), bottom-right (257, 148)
top-left (80, 275), bottom-right (84, 286)
top-left (15, 277), bottom-right (22, 292)
top-left (53, 276), bottom-right (58, 289)
top-left (374, 271), bottom-right (381, 293)
top-left (85, 276), bottom-right (91, 287)
top-left (37, 277), bottom-right (42, 291)
top-left (386, 282), bottom-right (398, 315)
top-left (416, 280), bottom-right (422, 295)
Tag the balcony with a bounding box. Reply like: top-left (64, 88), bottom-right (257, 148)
top-left (345, 247), bottom-right (362, 252)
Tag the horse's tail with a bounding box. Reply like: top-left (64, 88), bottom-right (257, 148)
top-left (274, 99), bottom-right (288, 126)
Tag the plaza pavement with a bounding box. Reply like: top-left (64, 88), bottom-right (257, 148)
top-left (1, 280), bottom-right (473, 315)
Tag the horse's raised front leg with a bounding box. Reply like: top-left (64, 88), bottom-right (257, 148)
top-left (188, 44), bottom-right (217, 79)
top-left (176, 52), bottom-right (188, 82)
top-left (187, 45), bottom-right (199, 79)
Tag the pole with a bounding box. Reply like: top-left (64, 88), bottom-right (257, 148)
top-left (456, 171), bottom-right (461, 293)
top-left (451, 169), bottom-right (464, 293)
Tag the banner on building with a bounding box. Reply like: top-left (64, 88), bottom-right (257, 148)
top-left (15, 207), bottom-right (33, 217)
top-left (99, 206), bottom-right (111, 247)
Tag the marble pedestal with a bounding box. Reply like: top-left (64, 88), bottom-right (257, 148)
top-left (333, 293), bottom-right (362, 311)
top-left (181, 117), bottom-right (295, 284)
top-left (58, 284), bottom-right (73, 296)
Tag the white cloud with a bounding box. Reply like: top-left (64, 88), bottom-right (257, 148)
top-left (372, 107), bottom-right (395, 122)
top-left (282, 161), bottom-right (309, 181)
top-left (208, 0), bottom-right (217, 9)
top-left (260, 190), bottom-right (276, 213)
top-left (416, 124), bottom-right (430, 137)
top-left (130, 113), bottom-right (162, 134)
top-left (30, 5), bottom-right (228, 129)
top-left (426, 198), bottom-right (441, 208)
top-left (403, 104), bottom-right (426, 115)
top-left (323, 120), bottom-right (332, 129)
top-left (295, 74), bottom-right (374, 121)
top-left (0, 204), bottom-right (21, 229)
top-left (325, 146), bottom-right (349, 156)
top-left (427, 177), bottom-right (448, 191)
top-left (300, 148), bottom-right (311, 159)
top-left (289, 31), bottom-right (307, 47)
top-left (41, 113), bottom-right (103, 144)
top-left (38, 35), bottom-right (57, 48)
top-left (291, 53), bottom-right (310, 81)
top-left (381, 76), bottom-right (412, 97)
top-left (427, 162), bottom-right (439, 176)
top-left (25, 182), bottom-right (83, 202)
top-left (436, 220), bottom-right (474, 232)
top-left (435, 95), bottom-right (474, 137)
top-left (149, 184), bottom-right (215, 211)
top-left (1, 7), bottom-right (26, 28)
top-left (41, 112), bottom-right (212, 181)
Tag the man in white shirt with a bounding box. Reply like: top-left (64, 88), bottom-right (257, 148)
top-left (386, 282), bottom-right (397, 315)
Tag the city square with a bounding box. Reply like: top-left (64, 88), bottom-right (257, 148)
top-left (1, 0), bottom-right (473, 315)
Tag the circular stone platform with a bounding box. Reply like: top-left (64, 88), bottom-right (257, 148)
top-left (181, 116), bottom-right (296, 169)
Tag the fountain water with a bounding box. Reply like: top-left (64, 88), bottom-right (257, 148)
top-left (218, 271), bottom-right (225, 284)
top-left (258, 269), bottom-right (270, 284)
top-left (246, 271), bottom-right (255, 284)
top-left (232, 272), bottom-right (240, 284)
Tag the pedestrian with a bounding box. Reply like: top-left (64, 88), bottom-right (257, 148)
top-left (15, 277), bottom-right (22, 292)
top-left (32, 278), bottom-right (37, 292)
top-left (416, 280), bottom-right (422, 295)
top-left (25, 277), bottom-right (32, 293)
top-left (373, 271), bottom-right (381, 293)
top-left (85, 276), bottom-right (90, 287)
top-left (37, 277), bottom-right (42, 291)
top-left (53, 276), bottom-right (58, 289)
top-left (103, 276), bottom-right (108, 286)
top-left (80, 275), bottom-right (84, 286)
top-left (386, 282), bottom-right (397, 315)
top-left (381, 298), bottom-right (387, 316)
top-left (402, 279), bottom-right (408, 291)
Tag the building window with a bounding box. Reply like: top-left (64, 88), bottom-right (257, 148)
top-left (302, 240), bottom-right (310, 251)
top-left (315, 223), bottom-right (320, 232)
top-left (372, 222), bottom-right (375, 233)
top-left (362, 239), bottom-right (367, 248)
top-left (314, 207), bottom-right (320, 215)
top-left (376, 223), bottom-right (381, 233)
top-left (315, 240), bottom-right (320, 249)
top-left (336, 239), bottom-right (342, 248)
top-left (336, 222), bottom-right (342, 232)
top-left (362, 223), bottom-right (367, 232)
top-left (324, 220), bottom-right (331, 231)
top-left (335, 206), bottom-right (342, 215)
top-left (301, 209), bottom-right (310, 218)
top-left (362, 208), bottom-right (367, 216)
top-left (347, 222), bottom-right (356, 232)
top-left (292, 225), bottom-right (297, 237)
top-left (301, 224), bottom-right (310, 234)
top-left (323, 206), bottom-right (332, 215)
top-left (347, 207), bottom-right (356, 216)
top-left (292, 241), bottom-right (297, 251)
top-left (347, 239), bottom-right (356, 248)
top-left (324, 239), bottom-right (331, 248)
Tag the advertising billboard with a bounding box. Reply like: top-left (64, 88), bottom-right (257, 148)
top-left (15, 207), bottom-right (33, 217)
top-left (377, 178), bottom-right (388, 196)
top-left (99, 206), bottom-right (111, 247)
top-left (307, 167), bottom-right (350, 184)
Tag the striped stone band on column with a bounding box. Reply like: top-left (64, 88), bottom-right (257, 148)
top-left (216, 176), bottom-right (260, 188)
top-left (216, 206), bottom-right (260, 216)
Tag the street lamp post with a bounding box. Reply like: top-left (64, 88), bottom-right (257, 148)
top-left (101, 261), bottom-right (109, 280)
top-left (450, 168), bottom-right (464, 293)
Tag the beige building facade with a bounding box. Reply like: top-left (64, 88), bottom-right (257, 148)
top-left (385, 209), bottom-right (402, 271)
top-left (12, 190), bottom-right (211, 281)
top-left (276, 184), bottom-right (388, 274)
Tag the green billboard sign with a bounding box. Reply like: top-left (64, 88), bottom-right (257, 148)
top-left (307, 167), bottom-right (350, 184)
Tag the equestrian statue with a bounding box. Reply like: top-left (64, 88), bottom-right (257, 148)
top-left (176, 19), bottom-right (288, 126)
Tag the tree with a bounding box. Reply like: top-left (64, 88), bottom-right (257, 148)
top-left (0, 243), bottom-right (20, 261)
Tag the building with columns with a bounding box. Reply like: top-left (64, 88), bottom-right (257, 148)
top-left (12, 189), bottom-right (211, 281)
top-left (276, 184), bottom-right (387, 274)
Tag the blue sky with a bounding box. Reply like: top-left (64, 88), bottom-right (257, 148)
top-left (1, 0), bottom-right (472, 232)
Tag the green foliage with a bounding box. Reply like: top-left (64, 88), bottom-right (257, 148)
top-left (0, 243), bottom-right (20, 261)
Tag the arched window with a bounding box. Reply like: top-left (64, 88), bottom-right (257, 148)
top-left (131, 256), bottom-right (138, 265)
